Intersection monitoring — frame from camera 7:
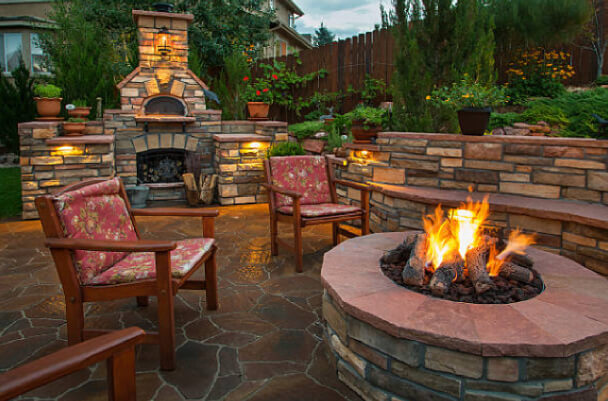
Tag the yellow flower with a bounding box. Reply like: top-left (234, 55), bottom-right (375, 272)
top-left (425, 95), bottom-right (431, 100)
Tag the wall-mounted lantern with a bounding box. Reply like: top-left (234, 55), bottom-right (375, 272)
top-left (156, 26), bottom-right (172, 58)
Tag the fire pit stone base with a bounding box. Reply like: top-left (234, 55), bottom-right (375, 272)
top-left (322, 233), bottom-right (608, 401)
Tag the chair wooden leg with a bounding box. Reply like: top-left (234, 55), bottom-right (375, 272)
top-left (293, 218), bottom-right (303, 273)
top-left (107, 345), bottom-right (136, 401)
top-left (136, 296), bottom-right (149, 307)
top-left (205, 251), bottom-right (218, 311)
top-left (155, 252), bottom-right (175, 371)
top-left (362, 214), bottom-right (370, 235)
top-left (332, 223), bottom-right (339, 246)
top-left (270, 213), bottom-right (278, 256)
top-left (65, 299), bottom-right (84, 345)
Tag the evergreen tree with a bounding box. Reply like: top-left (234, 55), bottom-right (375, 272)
top-left (314, 23), bottom-right (336, 46)
top-left (391, 0), bottom-right (495, 132)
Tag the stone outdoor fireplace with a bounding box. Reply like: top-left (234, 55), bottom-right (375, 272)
top-left (17, 6), bottom-right (289, 218)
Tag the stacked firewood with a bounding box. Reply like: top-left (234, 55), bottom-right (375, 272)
top-left (381, 232), bottom-right (537, 296)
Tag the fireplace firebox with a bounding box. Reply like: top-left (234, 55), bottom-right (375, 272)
top-left (137, 149), bottom-right (186, 183)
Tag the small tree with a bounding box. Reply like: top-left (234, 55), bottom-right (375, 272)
top-left (582, 0), bottom-right (607, 80)
top-left (314, 23), bottom-right (336, 46)
top-left (211, 50), bottom-right (251, 120)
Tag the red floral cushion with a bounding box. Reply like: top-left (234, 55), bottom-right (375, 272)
top-left (53, 178), bottom-right (138, 285)
top-left (277, 203), bottom-right (362, 218)
top-left (269, 156), bottom-right (332, 207)
top-left (88, 238), bottom-right (215, 285)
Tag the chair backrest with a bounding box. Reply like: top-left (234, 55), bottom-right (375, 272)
top-left (268, 156), bottom-right (332, 207)
top-left (51, 177), bottom-right (138, 284)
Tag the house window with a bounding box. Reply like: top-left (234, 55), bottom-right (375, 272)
top-left (289, 14), bottom-right (296, 28)
top-left (1, 33), bottom-right (23, 73)
top-left (30, 33), bottom-right (48, 74)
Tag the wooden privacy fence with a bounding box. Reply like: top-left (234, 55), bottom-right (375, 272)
top-left (255, 29), bottom-right (395, 122)
top-left (256, 28), bottom-right (605, 123)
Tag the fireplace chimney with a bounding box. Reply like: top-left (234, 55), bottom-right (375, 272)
top-left (132, 6), bottom-right (193, 69)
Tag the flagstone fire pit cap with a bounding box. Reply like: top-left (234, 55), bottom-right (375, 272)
top-left (321, 232), bottom-right (608, 358)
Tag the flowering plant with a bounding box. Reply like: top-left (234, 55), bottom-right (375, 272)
top-left (427, 76), bottom-right (507, 110)
top-left (243, 72), bottom-right (278, 103)
top-left (506, 48), bottom-right (575, 102)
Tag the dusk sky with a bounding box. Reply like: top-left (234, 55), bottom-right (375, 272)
top-left (295, 0), bottom-right (387, 39)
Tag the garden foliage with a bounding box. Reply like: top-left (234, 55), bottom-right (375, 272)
top-left (267, 142), bottom-right (306, 157)
top-left (391, 0), bottom-right (496, 132)
top-left (490, 88), bottom-right (608, 138)
top-left (288, 121), bottom-right (326, 140)
top-left (0, 62), bottom-right (36, 154)
top-left (211, 51), bottom-right (251, 120)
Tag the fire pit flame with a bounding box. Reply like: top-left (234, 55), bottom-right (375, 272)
top-left (423, 196), bottom-right (534, 278)
top-left (380, 195), bottom-right (543, 304)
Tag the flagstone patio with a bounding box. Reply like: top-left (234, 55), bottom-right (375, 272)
top-left (0, 204), bottom-right (362, 401)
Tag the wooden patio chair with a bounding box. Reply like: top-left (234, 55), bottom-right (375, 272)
top-left (35, 177), bottom-right (219, 371)
top-left (0, 327), bottom-right (145, 401)
top-left (263, 155), bottom-right (370, 272)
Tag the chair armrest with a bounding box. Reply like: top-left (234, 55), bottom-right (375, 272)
top-left (261, 183), bottom-right (302, 199)
top-left (45, 238), bottom-right (177, 252)
top-left (333, 179), bottom-right (370, 192)
top-left (0, 327), bottom-right (145, 401)
top-left (131, 208), bottom-right (219, 218)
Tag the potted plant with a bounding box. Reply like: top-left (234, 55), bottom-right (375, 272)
top-left (345, 106), bottom-right (387, 143)
top-left (428, 76), bottom-right (507, 135)
top-left (34, 84), bottom-right (63, 120)
top-left (243, 72), bottom-right (277, 120)
top-left (68, 99), bottom-right (91, 119)
top-left (63, 118), bottom-right (86, 136)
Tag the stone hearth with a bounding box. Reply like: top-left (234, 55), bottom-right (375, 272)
top-left (322, 232), bottom-right (608, 401)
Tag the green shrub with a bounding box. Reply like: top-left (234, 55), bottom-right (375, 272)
top-left (345, 107), bottom-right (387, 129)
top-left (288, 121), bottom-right (325, 140)
top-left (521, 103), bottom-right (569, 127)
top-left (34, 84), bottom-right (62, 98)
top-left (267, 142), bottom-right (306, 157)
top-left (0, 61), bottom-right (36, 154)
top-left (596, 75), bottom-right (608, 86)
top-left (0, 167), bottom-right (21, 218)
top-left (212, 51), bottom-right (250, 120)
top-left (428, 76), bottom-right (507, 109)
top-left (67, 117), bottom-right (86, 123)
top-left (72, 99), bottom-right (87, 107)
top-left (488, 112), bottom-right (521, 130)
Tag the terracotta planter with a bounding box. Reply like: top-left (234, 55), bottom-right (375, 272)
top-left (351, 120), bottom-right (382, 144)
top-left (68, 106), bottom-right (91, 119)
top-left (62, 122), bottom-right (86, 136)
top-left (457, 107), bottom-right (491, 136)
top-left (247, 102), bottom-right (270, 120)
top-left (34, 97), bottom-right (63, 119)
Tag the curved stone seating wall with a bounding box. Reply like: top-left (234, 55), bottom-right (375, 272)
top-left (322, 233), bottom-right (608, 401)
top-left (334, 132), bottom-right (608, 277)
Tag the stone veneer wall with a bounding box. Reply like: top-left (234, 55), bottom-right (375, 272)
top-left (334, 132), bottom-right (608, 277)
top-left (18, 121), bottom-right (114, 219)
top-left (347, 133), bottom-right (608, 203)
top-left (214, 121), bottom-right (289, 205)
top-left (323, 292), bottom-right (607, 401)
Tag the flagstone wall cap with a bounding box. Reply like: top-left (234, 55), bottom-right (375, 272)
top-left (45, 135), bottom-right (114, 145)
top-left (212, 134), bottom-right (271, 143)
top-left (367, 183), bottom-right (608, 230)
top-left (378, 132), bottom-right (608, 148)
top-left (132, 9), bottom-right (194, 21)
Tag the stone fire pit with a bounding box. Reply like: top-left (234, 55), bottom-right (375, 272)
top-left (322, 232), bottom-right (608, 401)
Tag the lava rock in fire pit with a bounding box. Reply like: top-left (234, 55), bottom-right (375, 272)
top-left (380, 232), bottom-right (544, 304)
